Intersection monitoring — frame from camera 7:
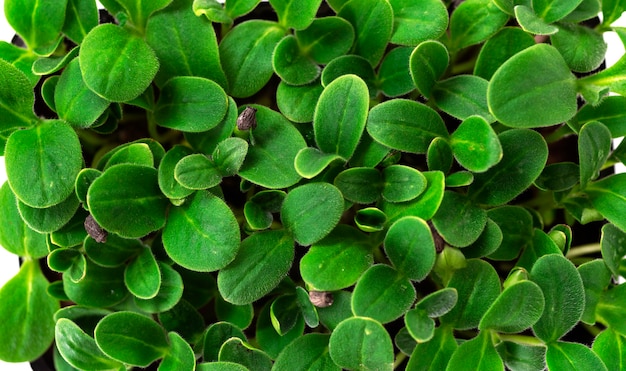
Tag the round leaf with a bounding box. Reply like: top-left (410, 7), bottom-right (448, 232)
top-left (388, 0), bottom-right (448, 46)
top-left (354, 207), bottom-right (387, 232)
top-left (270, 0), bottom-right (321, 29)
top-left (125, 246), bottom-right (161, 299)
top-left (133, 262), bottom-right (183, 314)
top-left (4, 0), bottom-right (67, 54)
top-left (410, 40), bottom-right (449, 98)
top-left (487, 44), bottom-right (577, 128)
top-left (474, 27), bottom-right (536, 80)
top-left (479, 280), bottom-right (545, 333)
top-left (432, 75), bottom-right (494, 123)
top-left (155, 76), bottom-right (229, 132)
top-left (80, 24), bottom-right (159, 102)
top-left (378, 46), bottom-right (415, 98)
top-left (281, 182), bottom-right (344, 246)
top-left (256, 301), bottom-right (305, 358)
top-left (163, 190), bottom-right (240, 272)
top-left (0, 58), bottom-right (37, 132)
top-left (446, 331), bottom-right (504, 371)
top-left (415, 287), bottom-right (459, 318)
top-left (451, 115), bottom-right (502, 172)
top-left (218, 338), bottom-right (272, 370)
top-left (87, 164), bottom-right (169, 238)
top-left (274, 333), bottom-right (338, 371)
top-left (295, 16), bottom-right (354, 64)
top-left (405, 308), bottom-right (435, 342)
top-left (334, 167), bottom-right (383, 204)
top-left (0, 183), bottom-right (48, 258)
top-left (449, 0), bottom-right (509, 51)
top-left (174, 154), bottom-right (222, 190)
top-left (551, 23), bottom-right (606, 73)
top-left (158, 145), bottom-right (195, 200)
top-left (94, 311), bottom-right (169, 367)
top-left (212, 137), bottom-right (248, 176)
top-left (329, 317), bottom-right (394, 371)
top-left (218, 230), bottom-right (294, 305)
top-left (546, 341), bottom-right (608, 371)
top-left (352, 264), bottom-right (417, 324)
top-left (384, 216), bottom-right (436, 281)
top-left (17, 192), bottom-right (80, 234)
top-left (273, 35), bottom-right (320, 86)
top-left (6, 120), bottom-right (82, 208)
top-left (382, 165), bottom-right (427, 203)
top-left (276, 80), bottom-right (324, 123)
top-left (432, 191), bottom-right (487, 248)
top-left (63, 259), bottom-right (128, 307)
top-left (159, 332), bottom-right (195, 371)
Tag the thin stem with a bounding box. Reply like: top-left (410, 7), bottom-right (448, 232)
top-left (393, 352), bottom-right (407, 369)
top-left (566, 243), bottom-right (602, 258)
top-left (496, 334), bottom-right (545, 347)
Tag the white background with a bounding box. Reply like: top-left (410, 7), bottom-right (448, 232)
top-left (0, 1), bottom-right (624, 370)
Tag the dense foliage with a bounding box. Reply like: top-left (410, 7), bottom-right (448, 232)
top-left (1, 0), bottom-right (626, 369)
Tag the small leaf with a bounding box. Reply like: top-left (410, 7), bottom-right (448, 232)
top-left (174, 154), bottom-right (222, 190)
top-left (274, 333), bottom-right (338, 370)
top-left (219, 20), bottom-right (285, 98)
top-left (586, 174), bottom-right (626, 232)
top-left (384, 216), bottom-right (436, 281)
top-left (155, 76), bottom-right (229, 132)
top-left (601, 223), bottom-right (626, 280)
top-left (334, 167), bottom-right (383, 204)
top-left (103, 143), bottom-right (154, 171)
top-left (451, 116), bottom-right (502, 173)
top-left (546, 341), bottom-right (608, 371)
top-left (496, 341), bottom-right (546, 371)
top-left (592, 329), bottom-right (626, 371)
top-left (469, 129), bottom-right (548, 206)
top-left (415, 287), bottom-right (459, 318)
top-left (381, 171), bottom-right (445, 224)
top-left (551, 22), bottom-right (607, 73)
top-left (17, 192), bottom-right (80, 234)
top-left (214, 296), bottom-right (253, 330)
top-left (202, 322), bottom-right (247, 362)
top-left (55, 318), bottom-right (123, 371)
top-left (295, 16), bottom-right (354, 64)
top-left (578, 259), bottom-right (612, 324)
top-left (378, 46), bottom-right (415, 98)
top-left (95, 311), bottom-right (169, 367)
top-left (294, 148), bottom-right (345, 179)
top-left (367, 99), bottom-right (448, 154)
top-left (134, 262), bottom-right (184, 313)
top-left (407, 326), bottom-right (457, 370)
top-left (531, 254), bottom-right (585, 343)
top-left (84, 233), bottom-right (143, 268)
top-left (351, 264), bottom-right (417, 324)
top-left (212, 137), bottom-right (248, 176)
top-left (218, 230), bottom-right (294, 305)
top-left (63, 259), bottom-right (127, 307)
top-left (514, 5), bottom-right (559, 35)
top-left (479, 281), bottom-right (545, 333)
top-left (218, 338), bottom-right (272, 370)
top-left (158, 145), bottom-right (195, 200)
top-left (432, 191), bottom-right (487, 248)
top-left (281, 183), bottom-right (344, 246)
top-left (449, 0), bottom-right (509, 51)
top-left (532, 0), bottom-right (583, 23)
top-left (382, 165), bottom-right (427, 203)
top-left (0, 260), bottom-right (59, 362)
top-left (79, 24), bottom-right (159, 102)
top-left (573, 96), bottom-right (626, 137)
top-left (321, 55), bottom-right (377, 94)
top-left (404, 308), bottom-right (435, 342)
top-left (433, 75), bottom-right (494, 123)
top-left (446, 331), bottom-right (504, 371)
top-left (474, 27), bottom-right (536, 80)
top-left (158, 332), bottom-right (195, 371)
top-left (427, 137), bottom-right (453, 173)
top-left (534, 162), bottom-right (580, 192)
top-left (270, 295), bottom-right (301, 335)
top-left (276, 80), bottom-right (324, 123)
top-left (487, 206), bottom-right (534, 260)
top-left (87, 164), bottom-right (169, 238)
top-left (256, 301), bottom-right (305, 358)
top-left (488, 44), bottom-right (577, 128)
top-left (295, 286), bottom-right (320, 328)
top-left (4, 0), bottom-right (67, 54)
top-left (463, 219), bottom-right (503, 259)
top-left (270, 0), bottom-right (321, 29)
top-left (125, 247), bottom-right (161, 299)
top-left (409, 40), bottom-right (449, 99)
top-left (272, 35), bottom-right (320, 86)
top-left (243, 190), bottom-right (286, 231)
top-left (354, 207), bottom-right (388, 232)
top-left (388, 0), bottom-right (448, 46)
top-left (115, 0), bottom-right (173, 30)
top-left (329, 317), bottom-right (394, 371)
top-left (578, 121), bottom-right (612, 189)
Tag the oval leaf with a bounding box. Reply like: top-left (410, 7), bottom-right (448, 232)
top-left (329, 317), bottom-right (394, 371)
top-left (479, 280), bottom-right (545, 333)
top-left (384, 216), bottom-right (436, 281)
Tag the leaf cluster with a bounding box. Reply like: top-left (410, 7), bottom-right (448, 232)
top-left (1, 0), bottom-right (626, 370)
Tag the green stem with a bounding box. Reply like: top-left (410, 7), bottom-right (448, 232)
top-left (496, 334), bottom-right (545, 347)
top-left (566, 243), bottom-right (601, 258)
top-left (393, 352), bottom-right (407, 369)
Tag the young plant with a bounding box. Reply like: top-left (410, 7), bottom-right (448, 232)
top-left (1, 0), bottom-right (626, 370)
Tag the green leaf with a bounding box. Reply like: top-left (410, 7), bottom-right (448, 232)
top-left (432, 191), bottom-right (487, 248)
top-left (479, 281), bottom-right (544, 333)
top-left (274, 333), bottom-right (339, 370)
top-left (63, 258), bottom-right (127, 307)
top-left (294, 148), bottom-right (344, 179)
top-left (219, 20), bottom-right (285, 98)
top-left (367, 99), bottom-right (448, 154)
top-left (381, 171), bottom-right (445, 224)
top-left (488, 44), bottom-right (577, 128)
top-left (463, 219), bottom-right (503, 259)
top-left (84, 233), bottom-right (143, 268)
top-left (531, 254), bottom-right (585, 343)
top-left (352, 264), bottom-right (416, 324)
top-left (256, 301), bottom-right (305, 358)
top-left (601, 223), bottom-right (626, 280)
top-left (433, 75), bottom-right (494, 123)
top-left (514, 5), bottom-right (559, 35)
top-left (384, 216), bottom-right (436, 281)
top-left (155, 76), bottom-right (229, 132)
top-left (578, 259), bottom-right (612, 325)
top-left (354, 207), bottom-right (387, 232)
top-left (474, 27), bottom-right (536, 80)
top-left (134, 262), bottom-right (184, 314)
top-left (158, 145), bottom-right (195, 200)
top-left (534, 162), bottom-right (580, 192)
top-left (314, 74), bottom-right (369, 159)
top-left (407, 326), bottom-right (457, 371)
top-left (382, 165), bottom-right (427, 203)
top-left (427, 137), bottom-right (453, 173)
top-left (532, 0), bottom-right (583, 23)
top-left (17, 192), bottom-right (80, 234)
top-left (496, 341), bottom-right (546, 371)
top-left (573, 96), bottom-right (626, 137)
top-left (6, 120), bottom-right (82, 208)
top-left (0, 42), bottom-right (39, 89)
top-left (450, 116), bottom-right (502, 173)
top-left (192, 0), bottom-right (230, 24)
top-left (215, 296), bottom-right (253, 330)
top-left (218, 230), bottom-right (294, 305)
top-left (281, 183), bottom-right (344, 246)
top-left (218, 338), bottom-right (272, 370)
top-left (295, 16), bottom-right (354, 64)
top-left (62, 0), bottom-right (98, 44)
top-left (321, 55), bottom-right (377, 95)
top-left (409, 40), bottom-right (449, 99)
top-left (103, 143), bottom-right (154, 171)
top-left (486, 206), bottom-right (534, 260)
top-left (125, 246), bottom-right (161, 299)
top-left (388, 0), bottom-right (448, 46)
top-left (551, 23), bottom-right (607, 73)
top-left (270, 294), bottom-right (301, 335)
top-left (212, 137), bottom-right (248, 176)
top-left (184, 97), bottom-right (237, 155)
top-left (55, 58), bottom-right (109, 128)
top-left (586, 174), bottom-right (626, 232)
top-left (0, 260), bottom-right (59, 362)
top-left (317, 291), bottom-right (352, 331)
top-left (0, 183), bottom-right (48, 258)
top-left (378, 46), bottom-right (415, 98)
top-left (446, 331), bottom-right (504, 371)
top-left (95, 311), bottom-right (169, 367)
top-left (329, 317), bottom-right (394, 371)
top-left (449, 0), bottom-right (509, 51)
top-left (270, 0), bottom-right (321, 29)
top-left (146, 0), bottom-right (227, 88)
top-left (243, 190), bottom-right (286, 231)
top-left (603, 0), bottom-right (626, 26)
top-left (441, 259), bottom-right (501, 329)
top-left (276, 80), bottom-right (324, 123)
top-left (337, 0), bottom-right (393, 66)
top-left (174, 154), bottom-right (222, 190)
top-left (87, 164), bottom-right (169, 238)
top-left (300, 225), bottom-right (373, 291)
top-left (579, 121), bottom-right (612, 189)
top-left (516, 229), bottom-right (563, 271)
top-left (272, 35), bottom-right (320, 86)
top-left (163, 190), bottom-right (239, 272)
top-left (202, 321), bottom-right (247, 362)
top-left (197, 362), bottom-right (249, 371)
top-left (592, 329), bottom-right (626, 371)
top-left (416, 287), bottom-right (459, 318)
top-left (55, 318), bottom-right (123, 370)
top-left (115, 0), bottom-right (173, 30)
top-left (295, 286), bottom-right (320, 328)
top-left (0, 58), bottom-right (37, 144)
top-left (159, 332), bottom-right (195, 371)
top-left (239, 106), bottom-right (307, 188)
top-left (597, 284), bottom-right (626, 336)
top-left (4, 0), bottom-right (68, 54)
top-left (469, 129), bottom-right (548, 206)
top-left (79, 24), bottom-right (159, 102)
top-left (404, 308), bottom-right (435, 342)
top-left (546, 341), bottom-right (608, 371)
top-left (334, 167), bottom-right (382, 204)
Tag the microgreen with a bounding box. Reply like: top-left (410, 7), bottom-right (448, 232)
top-left (1, 0), bottom-right (626, 370)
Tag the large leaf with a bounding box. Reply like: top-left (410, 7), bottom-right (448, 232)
top-left (488, 44), bottom-right (577, 128)
top-left (388, 0), bottom-right (448, 46)
top-left (546, 341), bottom-right (608, 371)
top-left (87, 164), bottom-right (169, 239)
top-left (314, 74), bottom-right (369, 160)
top-left (329, 317), bottom-right (394, 371)
top-left (587, 174), bottom-right (626, 232)
top-left (5, 120), bottom-right (82, 208)
top-left (55, 319), bottom-right (123, 370)
top-left (79, 24), bottom-right (159, 102)
top-left (4, 0), bottom-right (68, 54)
top-left (163, 191), bottom-right (240, 272)
top-left (409, 40), bottom-right (449, 99)
top-left (532, 0), bottom-right (583, 23)
top-left (551, 23), bottom-right (606, 73)
top-left (269, 0), bottom-right (322, 29)
top-left (446, 331), bottom-right (504, 371)
top-left (449, 0), bottom-right (509, 51)
top-left (0, 59), bottom-right (37, 136)
top-left (273, 333), bottom-right (339, 370)
top-left (432, 191), bottom-right (487, 247)
top-left (218, 230), bottom-right (294, 305)
top-left (0, 260), bottom-right (59, 362)
top-left (115, 0), bottom-right (173, 31)
top-left (0, 183), bottom-right (48, 258)
top-left (479, 280), bottom-right (544, 333)
top-left (384, 216), bottom-right (436, 281)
